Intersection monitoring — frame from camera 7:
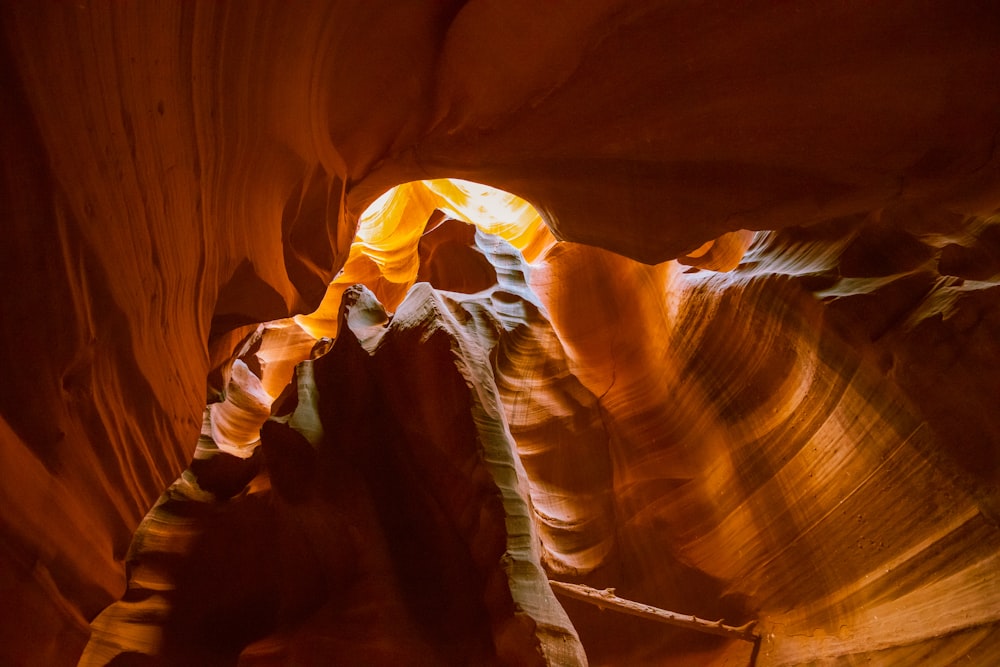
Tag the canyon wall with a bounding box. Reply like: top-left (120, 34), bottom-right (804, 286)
top-left (2, 1), bottom-right (999, 665)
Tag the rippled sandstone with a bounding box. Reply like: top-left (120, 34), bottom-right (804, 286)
top-left (2, 2), bottom-right (999, 666)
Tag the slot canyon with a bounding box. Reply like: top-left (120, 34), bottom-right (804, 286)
top-left (2, 2), bottom-right (1000, 665)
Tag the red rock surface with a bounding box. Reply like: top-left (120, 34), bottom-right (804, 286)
top-left (2, 2), bottom-right (999, 666)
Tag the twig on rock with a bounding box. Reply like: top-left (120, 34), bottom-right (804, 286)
top-left (549, 580), bottom-right (758, 642)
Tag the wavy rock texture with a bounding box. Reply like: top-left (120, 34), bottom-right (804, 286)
top-left (81, 223), bottom-right (1000, 665)
top-left (83, 267), bottom-right (587, 665)
top-left (533, 240), bottom-right (1000, 665)
top-left (2, 1), bottom-right (1000, 666)
top-left (75, 224), bottom-right (594, 664)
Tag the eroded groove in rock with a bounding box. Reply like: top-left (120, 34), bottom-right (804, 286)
top-left (529, 240), bottom-right (1000, 665)
top-left (744, 213), bottom-right (1000, 510)
top-left (83, 275), bottom-right (588, 665)
top-left (319, 282), bottom-right (586, 665)
top-left (480, 234), bottom-right (618, 577)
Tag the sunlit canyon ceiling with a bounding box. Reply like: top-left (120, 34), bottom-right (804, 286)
top-left (2, 2), bottom-right (999, 666)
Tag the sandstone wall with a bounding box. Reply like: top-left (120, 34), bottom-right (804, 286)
top-left (1, 2), bottom-right (999, 665)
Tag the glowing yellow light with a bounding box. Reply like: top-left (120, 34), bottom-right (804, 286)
top-left (295, 178), bottom-right (554, 340)
top-left (422, 178), bottom-right (544, 245)
top-left (357, 187), bottom-right (396, 232)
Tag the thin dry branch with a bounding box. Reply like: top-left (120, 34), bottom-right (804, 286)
top-left (549, 580), bottom-right (758, 642)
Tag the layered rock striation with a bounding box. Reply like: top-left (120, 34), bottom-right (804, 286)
top-left (2, 1), bottom-right (1000, 665)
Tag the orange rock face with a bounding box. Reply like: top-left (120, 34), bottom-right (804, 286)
top-left (2, 2), bottom-right (999, 666)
